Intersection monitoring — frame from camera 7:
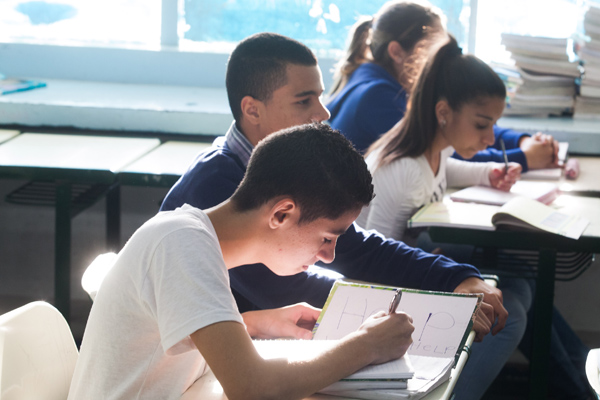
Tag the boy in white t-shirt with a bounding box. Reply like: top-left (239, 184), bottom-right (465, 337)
top-left (68, 123), bottom-right (415, 400)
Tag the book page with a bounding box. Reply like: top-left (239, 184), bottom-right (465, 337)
top-left (408, 200), bottom-right (496, 230)
top-left (493, 196), bottom-right (590, 239)
top-left (313, 283), bottom-right (481, 358)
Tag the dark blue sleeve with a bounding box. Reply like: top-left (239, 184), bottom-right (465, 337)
top-left (322, 223), bottom-right (482, 292)
top-left (160, 148), bottom-right (246, 211)
top-left (451, 125), bottom-right (530, 171)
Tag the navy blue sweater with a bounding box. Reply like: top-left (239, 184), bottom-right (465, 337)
top-left (161, 134), bottom-right (481, 312)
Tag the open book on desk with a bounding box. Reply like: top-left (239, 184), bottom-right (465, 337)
top-left (408, 197), bottom-right (590, 240)
top-left (450, 180), bottom-right (559, 206)
top-left (312, 281), bottom-right (482, 399)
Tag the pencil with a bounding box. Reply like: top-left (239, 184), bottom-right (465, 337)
top-left (499, 139), bottom-right (509, 173)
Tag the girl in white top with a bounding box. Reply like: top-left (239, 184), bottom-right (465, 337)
top-left (357, 35), bottom-right (521, 241)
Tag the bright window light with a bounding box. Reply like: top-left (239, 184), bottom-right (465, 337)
top-left (0, 0), bottom-right (161, 47)
top-left (180, 0), bottom-right (470, 57)
top-left (475, 0), bottom-right (581, 64)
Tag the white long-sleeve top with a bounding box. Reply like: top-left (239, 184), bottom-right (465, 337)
top-left (356, 146), bottom-right (493, 240)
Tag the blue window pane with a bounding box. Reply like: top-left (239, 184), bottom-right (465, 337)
top-left (182, 0), bottom-right (468, 55)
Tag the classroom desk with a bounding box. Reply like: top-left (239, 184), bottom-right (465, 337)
top-left (0, 129), bottom-right (19, 144)
top-left (426, 195), bottom-right (600, 400)
top-left (0, 133), bottom-right (160, 320)
top-left (180, 278), bottom-right (496, 400)
top-left (118, 141), bottom-right (211, 187)
top-left (558, 156), bottom-right (600, 196)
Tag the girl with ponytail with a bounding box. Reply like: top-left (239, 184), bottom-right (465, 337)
top-left (327, 1), bottom-right (444, 153)
top-left (357, 35), bottom-right (521, 240)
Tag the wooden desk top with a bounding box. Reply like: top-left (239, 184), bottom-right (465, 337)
top-left (118, 141), bottom-right (211, 186)
top-left (0, 133), bottom-right (160, 182)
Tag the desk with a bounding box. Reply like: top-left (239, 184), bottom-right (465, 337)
top-left (181, 333), bottom-right (476, 400)
top-left (118, 141), bottom-right (211, 187)
top-left (0, 133), bottom-right (160, 320)
top-left (427, 195), bottom-right (600, 400)
top-left (0, 129), bottom-right (19, 144)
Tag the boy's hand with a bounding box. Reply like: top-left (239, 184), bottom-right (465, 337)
top-left (242, 303), bottom-right (320, 340)
top-left (489, 162), bottom-right (521, 191)
top-left (454, 277), bottom-right (508, 336)
top-left (520, 132), bottom-right (560, 169)
top-left (356, 311), bottom-right (414, 365)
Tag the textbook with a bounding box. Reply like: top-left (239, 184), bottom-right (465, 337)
top-left (408, 197), bottom-right (590, 240)
top-left (449, 180), bottom-right (559, 206)
top-left (312, 281), bottom-right (482, 399)
top-left (0, 79), bottom-right (47, 95)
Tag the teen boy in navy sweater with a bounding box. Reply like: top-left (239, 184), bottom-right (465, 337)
top-left (161, 33), bottom-right (526, 399)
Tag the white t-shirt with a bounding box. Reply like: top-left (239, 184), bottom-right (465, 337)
top-left (68, 205), bottom-right (243, 400)
top-left (357, 146), bottom-right (492, 240)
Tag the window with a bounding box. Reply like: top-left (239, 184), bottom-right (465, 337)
top-left (0, 0), bottom-right (591, 87)
top-left (181, 0), bottom-right (470, 57)
top-left (0, 0), bottom-right (161, 47)
top-left (474, 0), bottom-right (581, 64)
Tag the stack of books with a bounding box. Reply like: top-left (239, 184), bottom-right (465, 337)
top-left (499, 33), bottom-right (579, 116)
top-left (575, 4), bottom-right (600, 119)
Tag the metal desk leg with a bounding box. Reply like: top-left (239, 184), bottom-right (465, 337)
top-left (106, 183), bottom-right (121, 252)
top-left (55, 180), bottom-right (71, 321)
top-left (528, 247), bottom-right (557, 400)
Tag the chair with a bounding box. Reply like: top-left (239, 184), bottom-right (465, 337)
top-left (0, 301), bottom-right (79, 400)
top-left (81, 252), bottom-right (118, 301)
top-left (586, 348), bottom-right (600, 399)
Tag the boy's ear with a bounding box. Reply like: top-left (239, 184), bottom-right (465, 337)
top-left (240, 95), bottom-right (262, 126)
top-left (268, 199), bottom-right (299, 230)
top-left (435, 99), bottom-right (452, 126)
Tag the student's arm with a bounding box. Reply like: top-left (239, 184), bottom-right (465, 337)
top-left (192, 314), bottom-right (414, 400)
top-left (242, 303), bottom-right (321, 340)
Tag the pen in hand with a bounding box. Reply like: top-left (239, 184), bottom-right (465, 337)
top-left (388, 289), bottom-right (403, 315)
top-left (499, 138), bottom-right (509, 174)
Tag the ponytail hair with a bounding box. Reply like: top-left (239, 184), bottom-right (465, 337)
top-left (329, 16), bottom-right (373, 96)
top-left (329, 1), bottom-right (444, 97)
top-left (368, 35), bottom-right (506, 169)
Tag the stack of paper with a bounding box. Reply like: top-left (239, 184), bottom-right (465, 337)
top-left (575, 4), bottom-right (600, 119)
top-left (498, 34), bottom-right (578, 117)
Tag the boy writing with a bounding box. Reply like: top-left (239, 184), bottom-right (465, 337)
top-left (68, 124), bottom-right (415, 399)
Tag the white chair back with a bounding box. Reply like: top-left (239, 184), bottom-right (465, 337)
top-left (586, 348), bottom-right (600, 399)
top-left (81, 252), bottom-right (118, 301)
top-left (0, 301), bottom-right (78, 400)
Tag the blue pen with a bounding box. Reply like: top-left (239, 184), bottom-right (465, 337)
top-left (388, 289), bottom-right (402, 315)
top-left (499, 139), bottom-right (509, 174)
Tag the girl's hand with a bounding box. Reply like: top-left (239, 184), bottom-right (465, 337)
top-left (489, 162), bottom-right (521, 191)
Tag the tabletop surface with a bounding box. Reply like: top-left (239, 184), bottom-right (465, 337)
top-left (0, 133), bottom-right (160, 172)
top-left (119, 141), bottom-right (211, 176)
top-left (0, 129), bottom-right (19, 144)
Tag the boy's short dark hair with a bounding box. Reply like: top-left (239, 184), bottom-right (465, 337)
top-left (226, 32), bottom-right (318, 121)
top-left (231, 123), bottom-right (374, 224)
